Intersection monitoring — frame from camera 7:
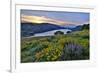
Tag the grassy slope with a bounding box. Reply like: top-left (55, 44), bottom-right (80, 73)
top-left (21, 29), bottom-right (89, 63)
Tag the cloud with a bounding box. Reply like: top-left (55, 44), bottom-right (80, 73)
top-left (21, 15), bottom-right (79, 25)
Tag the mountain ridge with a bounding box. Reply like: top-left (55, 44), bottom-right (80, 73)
top-left (21, 22), bottom-right (66, 37)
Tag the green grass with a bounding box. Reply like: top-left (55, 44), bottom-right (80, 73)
top-left (21, 29), bottom-right (89, 63)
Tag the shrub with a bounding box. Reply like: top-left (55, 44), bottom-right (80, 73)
top-left (66, 31), bottom-right (71, 33)
top-left (54, 31), bottom-right (64, 35)
top-left (60, 42), bottom-right (87, 60)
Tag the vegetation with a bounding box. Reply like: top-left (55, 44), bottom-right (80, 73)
top-left (21, 28), bottom-right (89, 63)
top-left (66, 31), bottom-right (71, 34)
top-left (54, 31), bottom-right (64, 35)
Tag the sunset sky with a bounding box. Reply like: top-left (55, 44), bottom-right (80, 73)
top-left (21, 9), bottom-right (89, 25)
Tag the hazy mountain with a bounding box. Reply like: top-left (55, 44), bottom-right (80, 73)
top-left (70, 24), bottom-right (89, 31)
top-left (21, 22), bottom-right (89, 37)
top-left (21, 23), bottom-right (66, 37)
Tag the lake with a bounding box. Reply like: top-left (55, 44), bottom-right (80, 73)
top-left (34, 29), bottom-right (71, 37)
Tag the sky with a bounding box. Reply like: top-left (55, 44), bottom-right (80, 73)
top-left (21, 9), bottom-right (89, 25)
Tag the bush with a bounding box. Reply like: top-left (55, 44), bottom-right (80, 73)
top-left (60, 41), bottom-right (89, 60)
top-left (54, 31), bottom-right (64, 35)
top-left (66, 31), bottom-right (71, 33)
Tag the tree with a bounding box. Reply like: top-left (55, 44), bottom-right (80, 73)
top-left (54, 31), bottom-right (64, 35)
top-left (66, 31), bottom-right (71, 34)
top-left (81, 24), bottom-right (89, 30)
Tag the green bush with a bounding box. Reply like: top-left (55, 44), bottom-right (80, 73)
top-left (54, 31), bottom-right (64, 35)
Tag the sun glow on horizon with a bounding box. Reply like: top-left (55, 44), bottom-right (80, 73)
top-left (21, 15), bottom-right (46, 23)
top-left (21, 15), bottom-right (80, 25)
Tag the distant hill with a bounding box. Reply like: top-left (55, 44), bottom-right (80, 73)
top-left (21, 23), bottom-right (66, 37)
top-left (70, 24), bottom-right (89, 31)
top-left (21, 22), bottom-right (89, 37)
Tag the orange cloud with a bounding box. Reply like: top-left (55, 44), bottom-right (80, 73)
top-left (21, 15), bottom-right (77, 25)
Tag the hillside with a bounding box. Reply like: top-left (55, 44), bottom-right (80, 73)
top-left (70, 24), bottom-right (89, 31)
top-left (21, 23), bottom-right (66, 37)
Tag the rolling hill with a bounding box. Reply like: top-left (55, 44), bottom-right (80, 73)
top-left (21, 23), bottom-right (66, 37)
